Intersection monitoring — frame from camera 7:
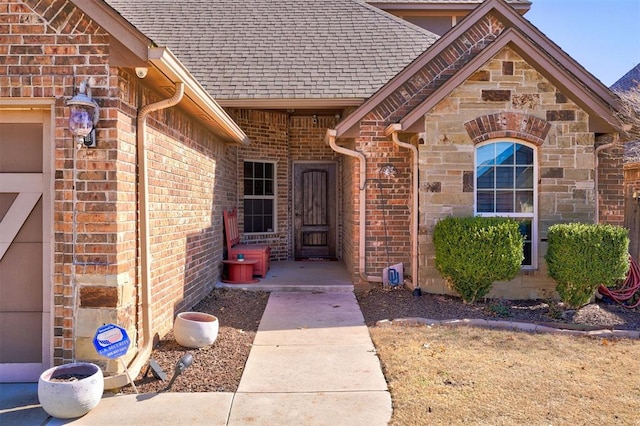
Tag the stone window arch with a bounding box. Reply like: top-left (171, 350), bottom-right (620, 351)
top-left (464, 112), bottom-right (551, 146)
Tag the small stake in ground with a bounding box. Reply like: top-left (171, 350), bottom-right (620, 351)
top-left (144, 359), bottom-right (167, 381)
top-left (93, 323), bottom-right (138, 394)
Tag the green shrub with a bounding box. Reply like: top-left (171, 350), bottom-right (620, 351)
top-left (433, 216), bottom-right (524, 304)
top-left (545, 223), bottom-right (629, 308)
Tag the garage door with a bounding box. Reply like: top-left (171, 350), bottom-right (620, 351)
top-left (0, 109), bottom-right (52, 382)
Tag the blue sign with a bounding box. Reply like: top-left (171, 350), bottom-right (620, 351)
top-left (93, 323), bottom-right (131, 359)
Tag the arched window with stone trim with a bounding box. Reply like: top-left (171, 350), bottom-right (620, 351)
top-left (474, 139), bottom-right (538, 268)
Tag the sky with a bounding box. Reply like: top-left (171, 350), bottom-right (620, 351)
top-left (524, 0), bottom-right (640, 87)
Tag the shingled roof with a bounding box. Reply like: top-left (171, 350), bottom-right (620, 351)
top-left (611, 63), bottom-right (640, 92)
top-left (104, 0), bottom-right (438, 102)
top-left (366, 0), bottom-right (530, 4)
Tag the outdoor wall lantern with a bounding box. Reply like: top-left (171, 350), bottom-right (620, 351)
top-left (67, 79), bottom-right (99, 147)
top-left (378, 163), bottom-right (398, 178)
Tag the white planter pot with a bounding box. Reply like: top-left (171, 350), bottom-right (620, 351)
top-left (38, 362), bottom-right (103, 419)
top-left (174, 312), bottom-right (219, 348)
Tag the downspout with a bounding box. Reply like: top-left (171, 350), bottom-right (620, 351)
top-left (104, 82), bottom-right (185, 389)
top-left (386, 124), bottom-right (419, 290)
top-left (326, 129), bottom-right (382, 283)
top-left (593, 133), bottom-right (619, 224)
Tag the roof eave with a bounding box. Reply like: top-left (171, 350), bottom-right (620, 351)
top-left (148, 47), bottom-right (249, 145)
top-left (336, 0), bottom-right (619, 137)
top-left (335, 0), bottom-right (504, 137)
top-left (399, 29), bottom-right (619, 133)
top-left (71, 0), bottom-right (151, 61)
top-left (72, 1), bottom-right (248, 144)
top-left (368, 2), bottom-right (531, 14)
top-left (217, 98), bottom-right (365, 110)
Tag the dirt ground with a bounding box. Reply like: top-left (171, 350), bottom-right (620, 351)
top-left (370, 324), bottom-right (640, 425)
top-left (115, 289), bottom-right (269, 394)
top-left (116, 286), bottom-right (639, 394)
top-left (356, 286), bottom-right (640, 331)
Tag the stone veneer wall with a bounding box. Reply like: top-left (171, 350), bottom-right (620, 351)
top-left (624, 155), bottom-right (640, 262)
top-left (335, 13), bottom-right (506, 288)
top-left (418, 46), bottom-right (621, 300)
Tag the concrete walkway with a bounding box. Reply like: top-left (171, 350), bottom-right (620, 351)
top-left (0, 291), bottom-right (392, 425)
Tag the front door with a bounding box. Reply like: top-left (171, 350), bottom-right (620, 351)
top-left (293, 163), bottom-right (337, 259)
top-left (0, 109), bottom-right (52, 382)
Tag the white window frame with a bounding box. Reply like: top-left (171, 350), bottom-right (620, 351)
top-left (242, 160), bottom-right (277, 235)
top-left (474, 138), bottom-right (538, 269)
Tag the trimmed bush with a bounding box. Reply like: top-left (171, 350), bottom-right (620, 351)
top-left (433, 216), bottom-right (524, 304)
top-left (545, 223), bottom-right (629, 308)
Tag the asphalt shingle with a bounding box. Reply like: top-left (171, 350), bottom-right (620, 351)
top-left (611, 63), bottom-right (640, 92)
top-left (104, 0), bottom-right (439, 100)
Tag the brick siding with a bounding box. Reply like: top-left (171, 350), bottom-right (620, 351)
top-left (352, 118), bottom-right (413, 282)
top-left (1, 0), bottom-right (238, 373)
top-left (227, 109), bottom-right (342, 260)
top-left (339, 13), bottom-right (507, 288)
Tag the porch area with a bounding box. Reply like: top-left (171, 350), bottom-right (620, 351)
top-left (217, 260), bottom-right (353, 293)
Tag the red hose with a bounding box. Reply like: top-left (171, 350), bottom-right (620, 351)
top-left (598, 256), bottom-right (640, 308)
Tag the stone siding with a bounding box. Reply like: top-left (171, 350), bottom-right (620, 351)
top-left (417, 46), bottom-right (623, 299)
top-left (624, 158), bottom-right (640, 262)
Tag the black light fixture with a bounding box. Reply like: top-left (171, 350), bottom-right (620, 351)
top-left (67, 79), bottom-right (99, 147)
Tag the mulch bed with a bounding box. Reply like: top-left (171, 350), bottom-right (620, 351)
top-left (115, 285), bottom-right (638, 394)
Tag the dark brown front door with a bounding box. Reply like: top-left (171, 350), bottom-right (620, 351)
top-left (294, 163), bottom-right (337, 259)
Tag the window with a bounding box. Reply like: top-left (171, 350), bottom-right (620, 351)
top-left (475, 141), bottom-right (537, 268)
top-left (243, 161), bottom-right (275, 233)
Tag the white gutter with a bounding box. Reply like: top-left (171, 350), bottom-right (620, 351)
top-left (593, 134), bottom-right (620, 224)
top-left (326, 129), bottom-right (382, 283)
top-left (385, 124), bottom-right (419, 290)
top-left (104, 82), bottom-right (185, 390)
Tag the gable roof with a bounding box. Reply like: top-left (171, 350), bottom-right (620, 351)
top-left (104, 0), bottom-right (439, 107)
top-left (335, 0), bottom-right (619, 136)
top-left (611, 64), bottom-right (640, 92)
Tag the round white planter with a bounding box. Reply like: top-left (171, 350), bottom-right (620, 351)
top-left (38, 362), bottom-right (103, 419)
top-left (173, 312), bottom-right (219, 348)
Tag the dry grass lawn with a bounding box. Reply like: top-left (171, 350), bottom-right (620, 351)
top-left (370, 325), bottom-right (640, 425)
